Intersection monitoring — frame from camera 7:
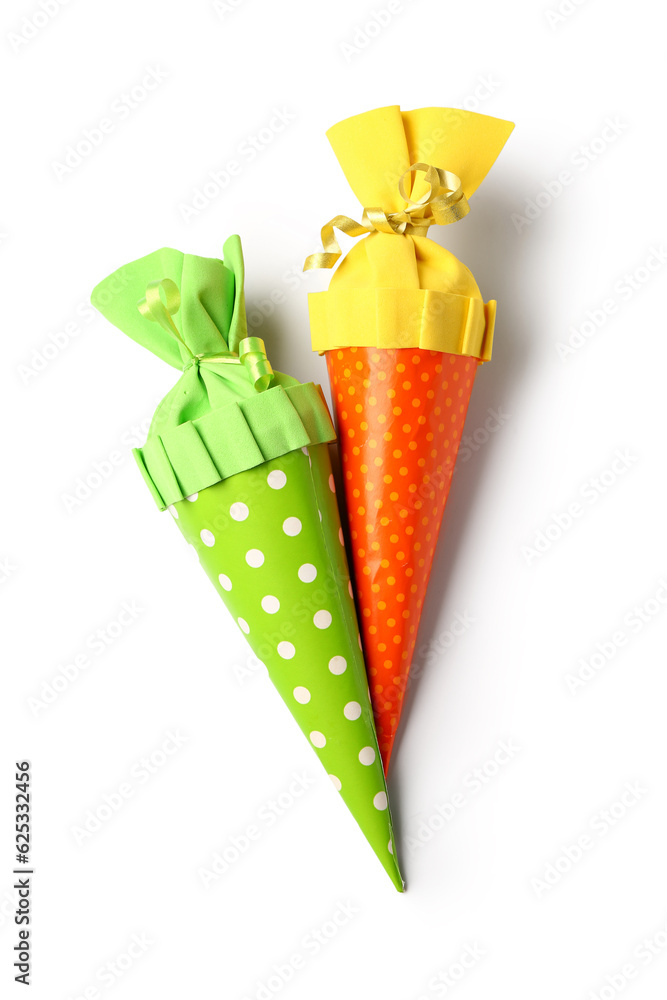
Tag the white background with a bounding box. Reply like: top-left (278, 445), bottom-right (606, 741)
top-left (2, 0), bottom-right (666, 997)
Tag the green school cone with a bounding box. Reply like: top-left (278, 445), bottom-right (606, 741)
top-left (91, 236), bottom-right (403, 891)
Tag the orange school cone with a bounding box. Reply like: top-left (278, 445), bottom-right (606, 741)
top-left (305, 105), bottom-right (514, 772)
top-left (327, 347), bottom-right (477, 769)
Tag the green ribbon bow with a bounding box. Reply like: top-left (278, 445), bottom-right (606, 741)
top-left (138, 277), bottom-right (273, 392)
top-left (91, 235), bottom-right (337, 510)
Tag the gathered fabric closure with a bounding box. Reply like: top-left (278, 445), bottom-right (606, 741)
top-left (138, 276), bottom-right (274, 392)
top-left (304, 163), bottom-right (469, 272)
top-left (92, 236), bottom-right (337, 511)
top-left (303, 107), bottom-right (514, 364)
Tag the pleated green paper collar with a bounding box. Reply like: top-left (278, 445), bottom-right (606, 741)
top-left (92, 236), bottom-right (335, 509)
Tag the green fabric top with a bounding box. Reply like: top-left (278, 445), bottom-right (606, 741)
top-left (91, 236), bottom-right (335, 509)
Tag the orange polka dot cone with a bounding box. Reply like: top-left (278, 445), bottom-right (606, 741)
top-left (306, 106), bottom-right (514, 772)
top-left (326, 347), bottom-right (478, 770)
top-left (92, 236), bottom-right (404, 891)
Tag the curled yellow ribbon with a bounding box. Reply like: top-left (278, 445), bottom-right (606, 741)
top-left (138, 277), bottom-right (185, 347)
top-left (304, 163), bottom-right (469, 271)
top-left (137, 279), bottom-right (274, 392)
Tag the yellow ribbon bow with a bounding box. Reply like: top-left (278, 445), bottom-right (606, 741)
top-left (137, 278), bottom-right (274, 392)
top-left (303, 162), bottom-right (470, 271)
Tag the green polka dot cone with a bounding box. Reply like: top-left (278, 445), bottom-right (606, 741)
top-left (173, 443), bottom-right (403, 890)
top-left (91, 236), bottom-right (403, 889)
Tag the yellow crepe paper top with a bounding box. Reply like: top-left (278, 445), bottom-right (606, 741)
top-left (307, 106), bottom-right (513, 360)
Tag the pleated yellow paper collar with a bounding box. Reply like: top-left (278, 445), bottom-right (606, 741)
top-left (306, 105), bottom-right (514, 360)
